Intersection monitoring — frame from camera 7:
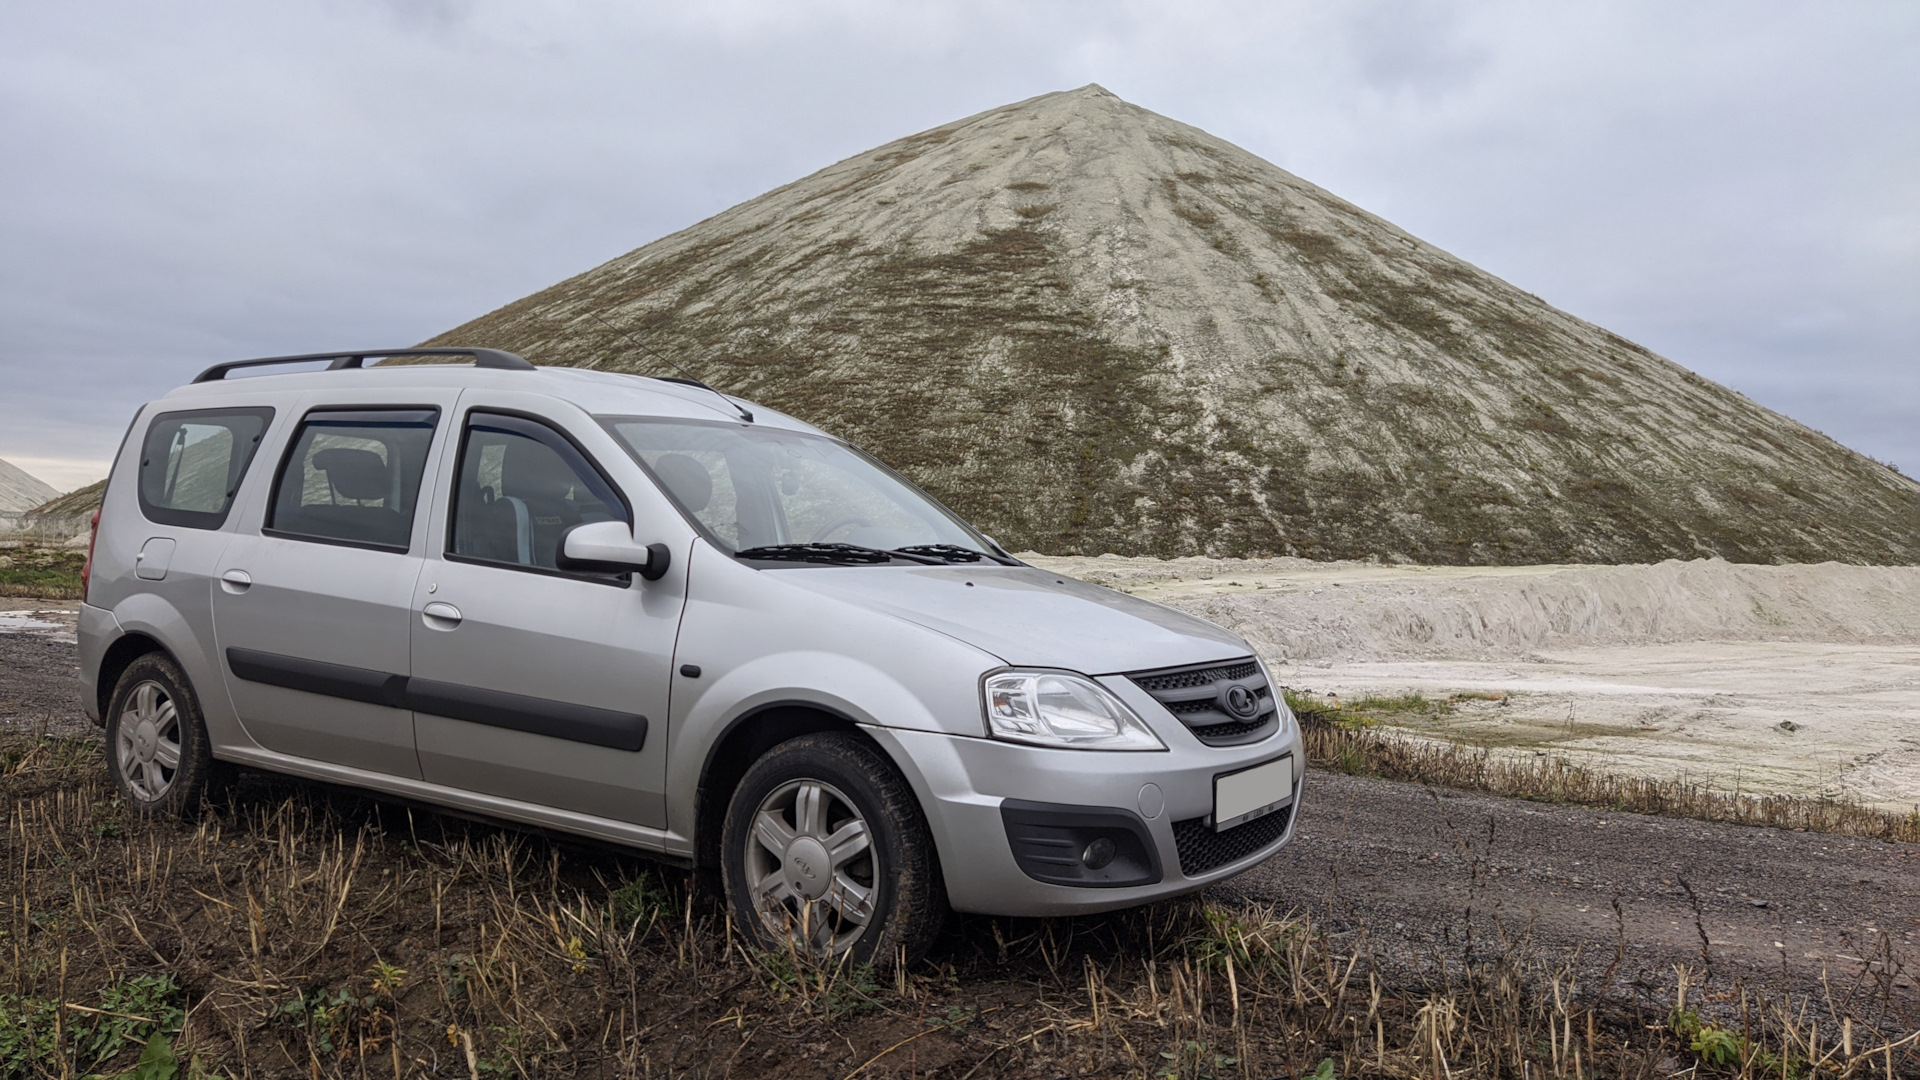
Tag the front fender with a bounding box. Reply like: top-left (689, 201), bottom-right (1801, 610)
top-left (664, 647), bottom-right (985, 846)
top-left (688, 649), bottom-right (948, 734)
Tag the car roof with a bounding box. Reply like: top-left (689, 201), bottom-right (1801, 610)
top-left (153, 361), bottom-right (827, 437)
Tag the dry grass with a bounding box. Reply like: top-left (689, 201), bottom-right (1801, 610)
top-left (1286, 692), bottom-right (1920, 845)
top-left (3, 734), bottom-right (1916, 1079)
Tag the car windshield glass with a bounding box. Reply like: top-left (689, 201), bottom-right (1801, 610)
top-left (603, 418), bottom-right (995, 559)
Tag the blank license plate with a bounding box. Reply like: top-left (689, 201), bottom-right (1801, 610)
top-left (1213, 755), bottom-right (1295, 831)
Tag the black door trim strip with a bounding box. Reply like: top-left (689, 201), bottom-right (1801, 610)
top-left (406, 678), bottom-right (647, 752)
top-left (225, 648), bottom-right (648, 752)
top-left (227, 648), bottom-right (409, 709)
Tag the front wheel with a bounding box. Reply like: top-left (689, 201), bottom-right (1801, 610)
top-left (721, 732), bottom-right (946, 967)
top-left (104, 652), bottom-right (229, 816)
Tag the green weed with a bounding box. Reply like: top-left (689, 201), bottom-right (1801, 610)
top-left (121, 1032), bottom-right (180, 1080)
top-left (1185, 902), bottom-right (1302, 979)
top-left (1155, 1038), bottom-right (1236, 1079)
top-left (752, 949), bottom-right (881, 1017)
top-left (275, 962), bottom-right (405, 1057)
top-left (0, 974), bottom-right (183, 1079)
top-left (608, 870), bottom-right (672, 927)
top-left (276, 986), bottom-right (365, 1054)
top-left (1671, 1006), bottom-right (1803, 1077)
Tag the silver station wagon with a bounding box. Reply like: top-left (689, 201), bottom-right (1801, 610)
top-left (78, 349), bottom-right (1304, 963)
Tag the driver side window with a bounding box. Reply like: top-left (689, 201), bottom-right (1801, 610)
top-left (449, 413), bottom-right (627, 575)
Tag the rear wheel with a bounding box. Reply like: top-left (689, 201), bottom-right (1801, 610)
top-left (104, 653), bottom-right (229, 816)
top-left (721, 732), bottom-right (945, 967)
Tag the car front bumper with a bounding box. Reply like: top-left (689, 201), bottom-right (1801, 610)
top-left (867, 715), bottom-right (1306, 917)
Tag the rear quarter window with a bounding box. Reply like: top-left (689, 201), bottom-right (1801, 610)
top-left (136, 407), bottom-right (275, 529)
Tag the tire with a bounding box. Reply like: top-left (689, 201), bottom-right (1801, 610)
top-left (721, 732), bottom-right (947, 967)
top-left (104, 652), bottom-right (231, 817)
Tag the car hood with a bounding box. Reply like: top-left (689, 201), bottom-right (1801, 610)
top-left (773, 564), bottom-right (1252, 674)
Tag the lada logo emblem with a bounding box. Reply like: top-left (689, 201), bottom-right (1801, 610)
top-left (1223, 685), bottom-right (1259, 719)
top-left (794, 856), bottom-right (817, 879)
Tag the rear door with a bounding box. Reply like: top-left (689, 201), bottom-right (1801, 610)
top-left (118, 404), bottom-right (278, 717)
top-left (407, 398), bottom-right (688, 828)
top-left (210, 394), bottom-right (455, 777)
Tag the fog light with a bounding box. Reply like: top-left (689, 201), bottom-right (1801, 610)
top-left (1002, 800), bottom-right (1163, 888)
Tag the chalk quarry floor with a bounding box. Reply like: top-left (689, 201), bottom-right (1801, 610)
top-left (1029, 556), bottom-right (1920, 813)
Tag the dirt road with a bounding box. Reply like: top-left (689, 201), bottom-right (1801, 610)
top-left (0, 600), bottom-right (83, 735)
top-left (1237, 771), bottom-right (1919, 1016)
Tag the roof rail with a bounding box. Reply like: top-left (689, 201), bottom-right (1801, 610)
top-left (191, 347), bottom-right (536, 384)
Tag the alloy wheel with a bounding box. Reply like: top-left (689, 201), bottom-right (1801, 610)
top-left (116, 680), bottom-right (182, 801)
top-left (744, 778), bottom-right (877, 956)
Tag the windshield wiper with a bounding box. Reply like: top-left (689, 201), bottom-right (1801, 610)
top-left (891, 543), bottom-right (1019, 566)
top-left (734, 543), bottom-right (944, 566)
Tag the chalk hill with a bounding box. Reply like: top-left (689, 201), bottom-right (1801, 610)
top-left (423, 86), bottom-right (1920, 564)
top-left (28, 480), bottom-right (106, 517)
top-left (0, 458), bottom-right (59, 514)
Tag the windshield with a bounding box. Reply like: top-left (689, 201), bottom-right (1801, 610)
top-left (604, 418), bottom-right (997, 560)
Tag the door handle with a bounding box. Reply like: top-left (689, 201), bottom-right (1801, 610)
top-left (220, 569), bottom-right (252, 593)
top-left (422, 602), bottom-right (463, 630)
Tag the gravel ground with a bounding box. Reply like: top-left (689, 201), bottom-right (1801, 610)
top-left (1236, 771), bottom-right (1919, 1021)
top-left (0, 599), bottom-right (86, 735)
top-left (6, 606), bottom-right (1915, 1026)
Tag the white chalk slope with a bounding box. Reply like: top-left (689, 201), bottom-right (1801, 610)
top-left (0, 458), bottom-right (59, 513)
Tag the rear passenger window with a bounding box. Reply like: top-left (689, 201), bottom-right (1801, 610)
top-left (137, 408), bottom-right (274, 528)
top-left (265, 408), bottom-right (439, 551)
top-left (449, 412), bottom-right (627, 575)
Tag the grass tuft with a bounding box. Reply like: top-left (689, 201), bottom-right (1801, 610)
top-left (0, 545), bottom-right (83, 599)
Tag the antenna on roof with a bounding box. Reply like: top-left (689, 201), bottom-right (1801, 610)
top-left (585, 311), bottom-right (753, 423)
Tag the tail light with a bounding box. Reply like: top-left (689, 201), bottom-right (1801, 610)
top-left (81, 509), bottom-right (101, 603)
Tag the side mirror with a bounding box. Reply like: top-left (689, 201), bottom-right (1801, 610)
top-left (559, 520), bottom-right (671, 581)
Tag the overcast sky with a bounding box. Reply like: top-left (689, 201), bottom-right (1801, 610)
top-left (2, 1), bottom-right (1914, 491)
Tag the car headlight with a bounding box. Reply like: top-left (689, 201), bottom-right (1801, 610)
top-left (982, 670), bottom-right (1166, 751)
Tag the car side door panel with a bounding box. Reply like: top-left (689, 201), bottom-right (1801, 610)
top-left (210, 394), bottom-right (455, 778)
top-left (408, 396), bottom-right (690, 829)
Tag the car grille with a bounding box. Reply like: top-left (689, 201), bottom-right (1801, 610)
top-left (1131, 659), bottom-right (1260, 691)
top-left (1126, 657), bottom-right (1278, 746)
top-left (1172, 803), bottom-right (1294, 876)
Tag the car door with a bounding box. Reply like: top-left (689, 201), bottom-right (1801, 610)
top-left (408, 401), bottom-right (687, 828)
top-left (118, 402), bottom-right (279, 730)
top-left (211, 396), bottom-right (453, 778)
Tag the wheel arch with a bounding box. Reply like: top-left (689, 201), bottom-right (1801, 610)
top-left (693, 701), bottom-right (878, 871)
top-left (95, 631), bottom-right (173, 723)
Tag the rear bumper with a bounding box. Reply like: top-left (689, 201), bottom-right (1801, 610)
top-left (867, 722), bottom-right (1304, 917)
top-left (77, 602), bottom-right (119, 725)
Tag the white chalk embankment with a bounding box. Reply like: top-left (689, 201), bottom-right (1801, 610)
top-left (1025, 555), bottom-right (1920, 812)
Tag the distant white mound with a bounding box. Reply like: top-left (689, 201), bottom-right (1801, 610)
top-left (1034, 554), bottom-right (1920, 808)
top-left (0, 458), bottom-right (59, 513)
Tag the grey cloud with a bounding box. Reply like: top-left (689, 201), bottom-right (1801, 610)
top-left (1, 0), bottom-right (1914, 480)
